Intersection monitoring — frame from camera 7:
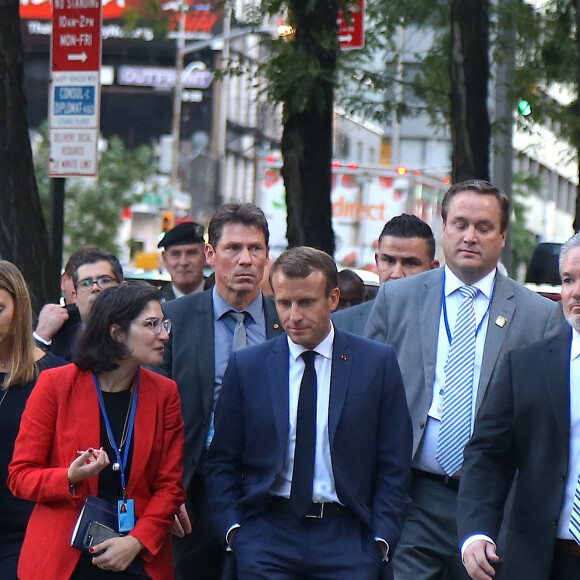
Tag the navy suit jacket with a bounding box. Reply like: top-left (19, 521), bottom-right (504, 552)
top-left (204, 330), bottom-right (413, 551)
top-left (160, 289), bottom-right (283, 488)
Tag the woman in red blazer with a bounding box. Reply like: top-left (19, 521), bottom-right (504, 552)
top-left (9, 284), bottom-right (186, 579)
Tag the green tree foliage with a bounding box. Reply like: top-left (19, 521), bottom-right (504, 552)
top-left (260, 0), bottom-right (338, 254)
top-left (337, 0), bottom-right (450, 126)
top-left (335, 0), bottom-right (580, 254)
top-left (34, 128), bottom-right (159, 258)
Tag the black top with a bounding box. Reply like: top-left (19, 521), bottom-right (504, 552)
top-left (0, 352), bottom-right (68, 578)
top-left (98, 389), bottom-right (134, 502)
top-left (71, 386), bottom-right (149, 580)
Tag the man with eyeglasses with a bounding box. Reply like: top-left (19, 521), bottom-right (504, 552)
top-left (34, 248), bottom-right (123, 361)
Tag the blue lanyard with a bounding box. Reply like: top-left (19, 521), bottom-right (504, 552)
top-left (92, 371), bottom-right (140, 496)
top-left (441, 270), bottom-right (496, 345)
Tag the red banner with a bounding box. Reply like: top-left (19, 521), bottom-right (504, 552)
top-left (21, 0), bottom-right (125, 20)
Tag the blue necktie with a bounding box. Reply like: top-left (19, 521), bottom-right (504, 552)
top-left (437, 285), bottom-right (478, 476)
top-left (289, 351), bottom-right (317, 517)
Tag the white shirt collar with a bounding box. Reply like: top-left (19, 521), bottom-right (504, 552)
top-left (287, 322), bottom-right (334, 362)
top-left (444, 265), bottom-right (496, 300)
top-left (172, 277), bottom-right (205, 298)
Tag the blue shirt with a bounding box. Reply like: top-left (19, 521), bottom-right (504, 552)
top-left (212, 287), bottom-right (267, 408)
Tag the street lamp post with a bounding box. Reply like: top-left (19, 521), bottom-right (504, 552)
top-left (181, 24), bottom-right (279, 200)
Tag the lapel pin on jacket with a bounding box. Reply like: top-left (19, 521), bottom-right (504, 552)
top-left (273, 323), bottom-right (280, 329)
top-left (495, 316), bottom-right (507, 328)
top-left (340, 355), bottom-right (347, 361)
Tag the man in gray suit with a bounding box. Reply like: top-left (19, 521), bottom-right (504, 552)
top-left (160, 202), bottom-right (284, 580)
top-left (333, 214), bottom-right (439, 335)
top-left (366, 180), bottom-right (562, 580)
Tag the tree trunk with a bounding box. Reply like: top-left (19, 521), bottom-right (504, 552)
top-left (573, 0), bottom-right (580, 232)
top-left (0, 0), bottom-right (54, 308)
top-left (449, 0), bottom-right (490, 183)
top-left (280, 0), bottom-right (337, 256)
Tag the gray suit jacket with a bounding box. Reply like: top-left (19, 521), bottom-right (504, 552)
top-left (331, 299), bottom-right (374, 336)
top-left (159, 289), bottom-right (283, 487)
top-left (365, 268), bottom-right (562, 456)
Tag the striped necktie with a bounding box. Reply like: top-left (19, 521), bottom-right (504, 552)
top-left (569, 477), bottom-right (580, 544)
top-left (437, 285), bottom-right (478, 476)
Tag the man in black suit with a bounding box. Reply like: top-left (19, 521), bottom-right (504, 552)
top-left (160, 202), bottom-right (283, 580)
top-left (458, 232), bottom-right (580, 580)
top-left (157, 221), bottom-right (211, 301)
top-left (332, 214), bottom-right (439, 335)
top-left (205, 246), bottom-right (412, 579)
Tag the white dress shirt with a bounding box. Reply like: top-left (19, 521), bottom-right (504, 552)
top-left (413, 266), bottom-right (495, 475)
top-left (270, 324), bottom-right (339, 503)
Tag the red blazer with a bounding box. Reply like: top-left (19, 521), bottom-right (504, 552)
top-left (8, 364), bottom-right (186, 580)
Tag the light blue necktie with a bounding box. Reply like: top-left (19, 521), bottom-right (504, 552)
top-left (437, 285), bottom-right (478, 476)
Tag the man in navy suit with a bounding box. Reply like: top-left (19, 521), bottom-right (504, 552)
top-left (205, 246), bottom-right (413, 579)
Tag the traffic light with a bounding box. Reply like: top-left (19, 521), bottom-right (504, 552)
top-left (161, 210), bottom-right (175, 232)
top-left (518, 99), bottom-right (532, 117)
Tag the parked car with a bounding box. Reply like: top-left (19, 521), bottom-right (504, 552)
top-left (524, 242), bottom-right (562, 301)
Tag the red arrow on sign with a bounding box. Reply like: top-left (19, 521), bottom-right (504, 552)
top-left (337, 0), bottom-right (364, 51)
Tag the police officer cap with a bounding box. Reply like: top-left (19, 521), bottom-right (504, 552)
top-left (158, 222), bottom-right (205, 249)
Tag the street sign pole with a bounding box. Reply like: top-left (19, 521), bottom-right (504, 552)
top-left (50, 178), bottom-right (65, 299)
top-left (49, 0), bottom-right (102, 290)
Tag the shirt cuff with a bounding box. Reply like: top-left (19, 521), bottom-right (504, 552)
top-left (374, 537), bottom-right (390, 562)
top-left (33, 331), bottom-right (52, 346)
top-left (461, 534), bottom-right (495, 562)
top-left (225, 523), bottom-right (241, 551)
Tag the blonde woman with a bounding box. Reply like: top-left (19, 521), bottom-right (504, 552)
top-left (0, 261), bottom-right (67, 578)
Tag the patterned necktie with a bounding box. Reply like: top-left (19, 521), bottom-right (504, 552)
top-left (569, 477), bottom-right (580, 544)
top-left (230, 311), bottom-right (247, 351)
top-left (437, 285), bottom-right (478, 476)
top-left (289, 350), bottom-right (317, 517)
